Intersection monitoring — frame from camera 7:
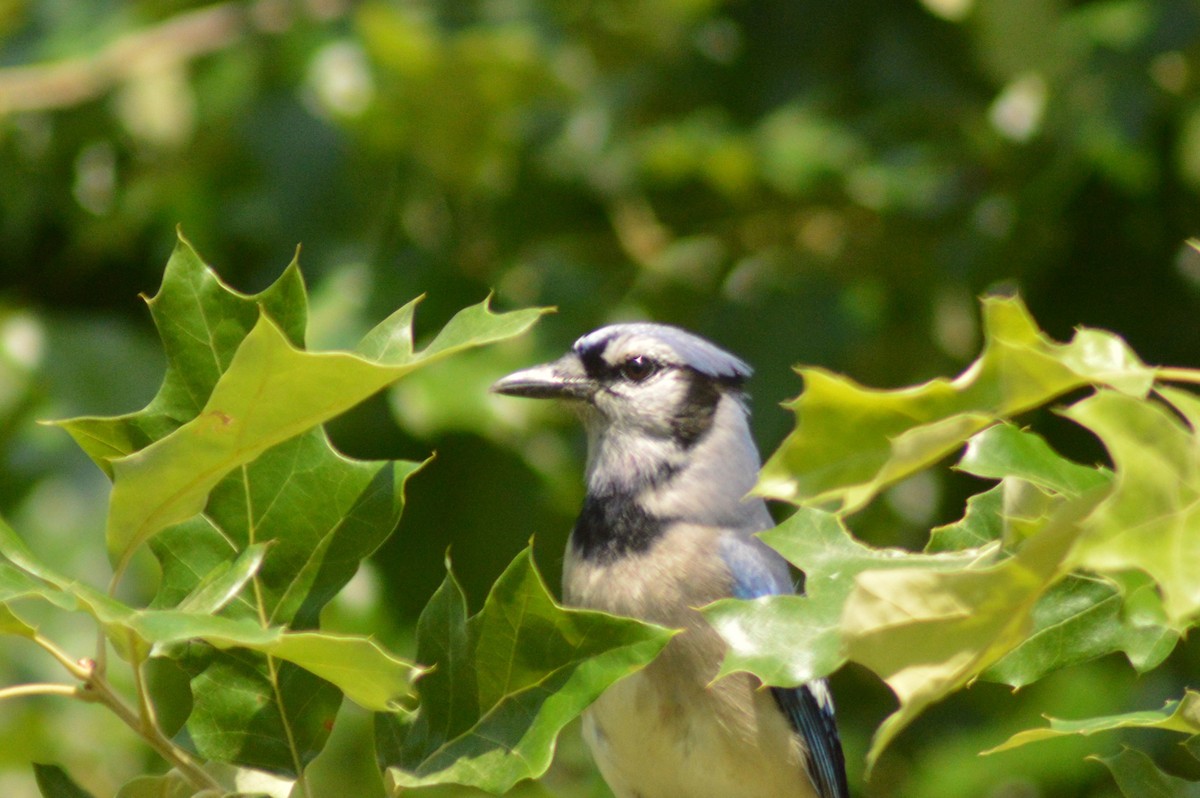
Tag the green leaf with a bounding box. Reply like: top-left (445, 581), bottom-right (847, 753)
top-left (925, 483), bottom-right (1005, 553)
top-left (173, 542), bottom-right (269, 615)
top-left (51, 233), bottom-right (308, 476)
top-left (1095, 748), bottom-right (1200, 798)
top-left (987, 690), bottom-right (1200, 754)
top-left (50, 236), bottom-right (547, 572)
top-left (0, 517), bottom-right (111, 617)
top-left (159, 435), bottom-right (426, 774)
top-left (45, 239), bottom-right (546, 776)
top-left (0, 602), bottom-right (37, 637)
top-left (264, 632), bottom-right (421, 712)
top-left (33, 763), bottom-right (97, 798)
top-left (0, 559), bottom-right (64, 610)
top-left (0, 515), bottom-right (73, 592)
top-left (1066, 389), bottom-right (1200, 627)
top-left (199, 433), bottom-right (427, 628)
top-left (103, 296), bottom-right (540, 572)
top-left (0, 556), bottom-right (421, 713)
top-left (3, 510), bottom-right (419, 775)
top-left (843, 488), bottom-right (1106, 769)
top-left (128, 611), bottom-right (421, 712)
top-left (937, 424), bottom-right (1108, 553)
top-left (184, 649), bottom-right (341, 778)
top-left (379, 547), bottom-right (674, 793)
top-left (983, 573), bottom-right (1178, 688)
top-left (958, 422), bottom-right (1111, 496)
top-left (756, 294), bottom-right (1151, 512)
top-left (704, 507), bottom-right (984, 687)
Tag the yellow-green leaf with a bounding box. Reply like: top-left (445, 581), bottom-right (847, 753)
top-left (757, 295), bottom-right (1151, 512)
top-left (986, 690), bottom-right (1200, 754)
top-left (1067, 389), bottom-right (1200, 628)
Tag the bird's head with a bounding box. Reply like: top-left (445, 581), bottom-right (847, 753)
top-left (492, 324), bottom-right (755, 489)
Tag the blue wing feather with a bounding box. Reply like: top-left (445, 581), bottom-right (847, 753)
top-left (770, 685), bottom-right (849, 798)
top-left (719, 536), bottom-right (850, 798)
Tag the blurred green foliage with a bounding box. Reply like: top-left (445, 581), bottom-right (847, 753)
top-left (2, 0), bottom-right (1200, 796)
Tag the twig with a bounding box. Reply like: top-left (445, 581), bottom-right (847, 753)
top-left (1157, 367), bottom-right (1200, 386)
top-left (30, 632), bottom-right (223, 792)
top-left (0, 0), bottom-right (350, 115)
top-left (0, 682), bottom-right (80, 702)
top-left (81, 660), bottom-right (223, 793)
top-left (0, 3), bottom-right (243, 115)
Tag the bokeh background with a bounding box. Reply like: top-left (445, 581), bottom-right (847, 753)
top-left (2, 1), bottom-right (1200, 796)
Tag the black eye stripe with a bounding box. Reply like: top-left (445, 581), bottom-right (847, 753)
top-left (577, 339), bottom-right (610, 379)
top-left (670, 368), bottom-right (723, 448)
top-left (577, 339), bottom-right (676, 383)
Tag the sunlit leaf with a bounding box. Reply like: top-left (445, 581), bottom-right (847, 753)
top-left (940, 423), bottom-right (1177, 686)
top-left (132, 613), bottom-right (422, 712)
top-left (49, 234), bottom-right (547, 572)
top-left (40, 238), bottom-right (546, 777)
top-left (705, 507), bottom-right (984, 687)
top-left (173, 543), bottom-right (268, 616)
top-left (1065, 389), bottom-right (1200, 627)
top-left (757, 295), bottom-right (1151, 512)
top-left (379, 547), bottom-right (674, 793)
top-left (51, 233), bottom-right (307, 475)
top-left (957, 422), bottom-right (1110, 496)
top-left (843, 489), bottom-right (1105, 768)
top-left (986, 690), bottom-right (1200, 753)
top-left (102, 295), bottom-right (542, 572)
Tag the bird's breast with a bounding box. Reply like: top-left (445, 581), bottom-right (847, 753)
top-left (564, 520), bottom-right (731, 619)
top-left (583, 664), bottom-right (817, 798)
top-left (563, 523), bottom-right (817, 798)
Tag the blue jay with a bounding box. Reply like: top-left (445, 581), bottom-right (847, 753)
top-left (492, 323), bottom-right (848, 798)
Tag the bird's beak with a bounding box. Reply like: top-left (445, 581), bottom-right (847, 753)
top-left (491, 353), bottom-right (594, 400)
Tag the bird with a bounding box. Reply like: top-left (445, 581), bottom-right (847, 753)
top-left (491, 323), bottom-right (849, 798)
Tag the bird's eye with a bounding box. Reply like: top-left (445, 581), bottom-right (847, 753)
top-left (619, 355), bottom-right (657, 382)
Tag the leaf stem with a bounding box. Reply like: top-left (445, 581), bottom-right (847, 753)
top-left (1156, 367), bottom-right (1200, 385)
top-left (33, 632), bottom-right (92, 680)
top-left (32, 632), bottom-right (222, 792)
top-left (81, 662), bottom-right (222, 792)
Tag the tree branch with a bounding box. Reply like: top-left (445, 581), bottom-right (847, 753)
top-left (0, 0), bottom-right (349, 115)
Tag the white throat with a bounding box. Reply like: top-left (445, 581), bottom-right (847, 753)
top-left (582, 394), bottom-right (768, 529)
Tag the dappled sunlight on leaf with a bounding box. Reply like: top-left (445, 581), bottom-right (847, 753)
top-left (1, 238), bottom-right (549, 785)
top-left (756, 295), bottom-right (1152, 512)
top-left (1067, 389), bottom-right (1200, 628)
top-left (705, 507), bottom-right (985, 688)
